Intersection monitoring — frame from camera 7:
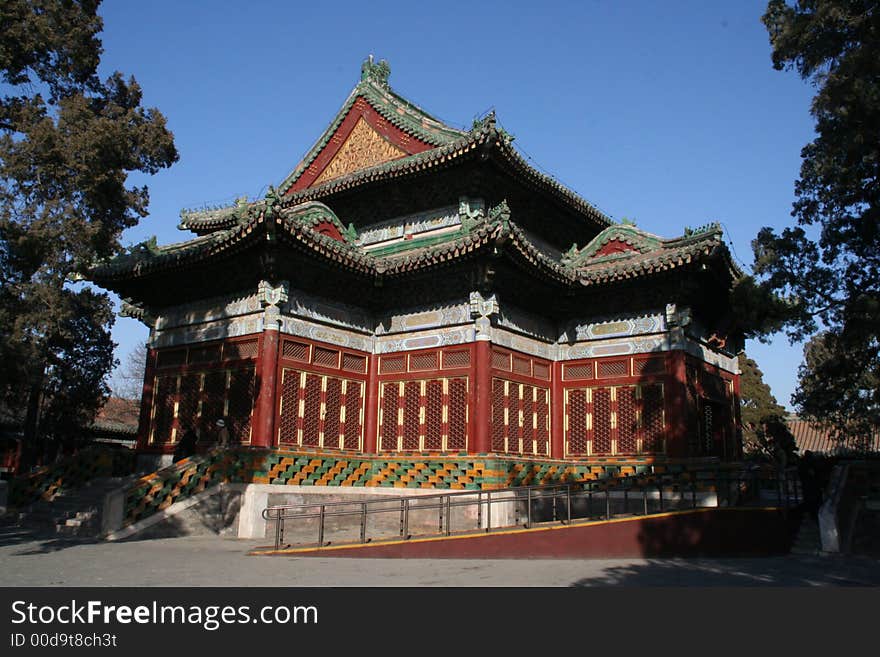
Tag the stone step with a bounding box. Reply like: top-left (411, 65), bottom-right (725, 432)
top-left (790, 516), bottom-right (822, 555)
top-left (13, 476), bottom-right (134, 538)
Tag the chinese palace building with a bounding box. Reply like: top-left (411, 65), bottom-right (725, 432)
top-left (91, 58), bottom-right (744, 474)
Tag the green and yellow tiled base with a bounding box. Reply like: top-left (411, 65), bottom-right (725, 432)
top-left (119, 447), bottom-right (731, 529)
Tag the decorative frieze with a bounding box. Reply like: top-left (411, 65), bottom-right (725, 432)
top-left (284, 287), bottom-right (372, 333)
top-left (375, 325), bottom-right (474, 354)
top-left (154, 290), bottom-right (262, 331)
top-left (496, 304), bottom-right (556, 342)
top-left (153, 315), bottom-right (263, 349)
top-left (559, 334), bottom-right (668, 361)
top-left (490, 328), bottom-right (555, 360)
top-left (376, 300), bottom-right (471, 335)
top-left (280, 317), bottom-right (373, 353)
top-left (560, 310), bottom-right (666, 343)
top-left (358, 204), bottom-right (462, 247)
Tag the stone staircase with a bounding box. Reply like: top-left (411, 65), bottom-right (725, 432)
top-left (13, 476), bottom-right (133, 538)
top-left (790, 514), bottom-right (822, 556)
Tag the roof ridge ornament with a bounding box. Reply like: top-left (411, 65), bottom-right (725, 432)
top-left (263, 185), bottom-right (280, 221)
top-left (127, 235), bottom-right (160, 256)
top-left (459, 196), bottom-right (486, 232)
top-left (488, 199), bottom-right (511, 228)
top-left (561, 243), bottom-right (579, 267)
top-left (361, 55), bottom-right (391, 88)
top-left (683, 222), bottom-right (721, 237)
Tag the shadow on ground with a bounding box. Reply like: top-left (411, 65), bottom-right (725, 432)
top-left (0, 514), bottom-right (195, 555)
top-left (571, 556), bottom-right (880, 587)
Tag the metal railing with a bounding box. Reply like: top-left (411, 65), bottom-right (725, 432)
top-left (261, 467), bottom-right (798, 551)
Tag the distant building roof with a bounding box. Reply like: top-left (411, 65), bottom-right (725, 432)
top-left (92, 398), bottom-right (139, 436)
top-left (787, 415), bottom-right (880, 455)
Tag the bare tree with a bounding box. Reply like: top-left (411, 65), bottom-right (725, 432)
top-left (112, 342), bottom-right (148, 400)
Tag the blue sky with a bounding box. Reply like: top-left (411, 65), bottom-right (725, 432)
top-left (96, 0), bottom-right (815, 409)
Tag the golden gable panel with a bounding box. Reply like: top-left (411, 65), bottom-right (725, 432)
top-left (312, 117), bottom-right (407, 185)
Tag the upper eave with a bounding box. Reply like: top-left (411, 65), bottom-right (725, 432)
top-left (92, 202), bottom-right (374, 284)
top-left (279, 124), bottom-right (614, 234)
top-left (574, 226), bottom-right (742, 287)
top-left (91, 200), bottom-right (739, 309)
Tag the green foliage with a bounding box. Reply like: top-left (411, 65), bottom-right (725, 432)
top-left (739, 353), bottom-right (787, 429)
top-left (794, 332), bottom-right (879, 451)
top-left (751, 1), bottom-right (880, 442)
top-left (738, 353), bottom-right (790, 457)
top-left (0, 1), bottom-right (177, 461)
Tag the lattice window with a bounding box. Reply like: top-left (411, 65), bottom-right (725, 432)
top-left (380, 383), bottom-right (400, 451)
top-left (535, 388), bottom-right (549, 455)
top-left (703, 403), bottom-right (714, 454)
top-left (513, 356), bottom-right (531, 376)
top-left (282, 340), bottom-right (309, 362)
top-left (598, 359), bottom-right (630, 379)
top-left (313, 347), bottom-right (339, 369)
top-left (409, 351), bottom-right (438, 371)
top-left (278, 369), bottom-right (301, 445)
top-left (156, 349), bottom-right (186, 369)
top-left (224, 340), bottom-right (258, 361)
top-left (301, 373), bottom-right (322, 446)
top-left (322, 377), bottom-right (343, 448)
top-left (201, 370), bottom-right (227, 430)
top-left (152, 375), bottom-right (177, 444)
top-left (174, 373), bottom-right (201, 438)
top-left (401, 381), bottom-right (421, 450)
top-left (634, 357), bottom-right (665, 375)
top-left (492, 349), bottom-right (511, 371)
top-left (511, 384), bottom-right (524, 454)
top-left (533, 362), bottom-right (550, 380)
top-left (447, 378), bottom-right (468, 451)
top-left (567, 389), bottom-right (588, 455)
top-left (188, 345), bottom-right (220, 365)
top-left (228, 367), bottom-right (255, 442)
top-left (642, 384), bottom-right (665, 453)
top-left (424, 379), bottom-right (444, 450)
top-left (593, 387), bottom-right (613, 454)
top-left (521, 384), bottom-right (534, 454)
top-left (442, 349), bottom-right (470, 369)
top-left (341, 381), bottom-right (362, 450)
top-left (380, 355), bottom-right (406, 374)
top-left (617, 386), bottom-right (638, 453)
top-left (491, 378), bottom-right (507, 452)
top-left (687, 386), bottom-right (701, 455)
top-left (564, 363), bottom-right (594, 380)
top-left (341, 353), bottom-right (366, 373)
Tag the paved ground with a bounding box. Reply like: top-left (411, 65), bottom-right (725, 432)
top-left (0, 525), bottom-right (878, 586)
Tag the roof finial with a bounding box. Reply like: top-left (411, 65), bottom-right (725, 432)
top-left (361, 55), bottom-right (391, 87)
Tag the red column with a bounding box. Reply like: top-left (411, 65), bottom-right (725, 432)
top-left (253, 329), bottom-right (280, 448)
top-left (667, 350), bottom-right (689, 457)
top-left (362, 353), bottom-right (379, 453)
top-left (473, 340), bottom-right (491, 454)
top-left (136, 346), bottom-right (157, 451)
top-left (551, 361), bottom-right (564, 458)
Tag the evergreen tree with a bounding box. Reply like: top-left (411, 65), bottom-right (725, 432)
top-left (738, 353), bottom-right (790, 456)
top-left (748, 1), bottom-right (880, 443)
top-left (0, 1), bottom-right (178, 464)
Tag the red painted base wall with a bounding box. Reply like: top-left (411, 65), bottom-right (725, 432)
top-left (287, 509), bottom-right (799, 559)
